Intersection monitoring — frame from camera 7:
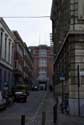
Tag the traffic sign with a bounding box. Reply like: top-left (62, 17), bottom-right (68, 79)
top-left (59, 73), bottom-right (65, 81)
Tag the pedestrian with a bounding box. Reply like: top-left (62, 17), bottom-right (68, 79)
top-left (53, 103), bottom-right (58, 124)
top-left (64, 99), bottom-right (69, 114)
top-left (53, 96), bottom-right (58, 124)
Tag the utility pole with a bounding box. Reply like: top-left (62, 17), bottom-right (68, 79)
top-left (77, 65), bottom-right (80, 116)
top-left (61, 80), bottom-right (64, 113)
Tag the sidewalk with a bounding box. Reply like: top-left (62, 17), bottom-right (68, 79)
top-left (46, 93), bottom-right (84, 125)
top-left (26, 92), bottom-right (84, 125)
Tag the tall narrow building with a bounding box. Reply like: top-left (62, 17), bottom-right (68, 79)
top-left (51, 0), bottom-right (84, 116)
top-left (29, 45), bottom-right (53, 90)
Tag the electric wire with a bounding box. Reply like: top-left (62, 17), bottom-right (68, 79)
top-left (1, 16), bottom-right (50, 19)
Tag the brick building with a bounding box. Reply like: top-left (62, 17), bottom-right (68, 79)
top-left (29, 45), bottom-right (53, 90)
top-left (23, 43), bottom-right (33, 89)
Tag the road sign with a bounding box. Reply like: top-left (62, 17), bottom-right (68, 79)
top-left (59, 73), bottom-right (65, 81)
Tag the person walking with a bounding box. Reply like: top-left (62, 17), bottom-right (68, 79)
top-left (53, 97), bottom-right (58, 124)
top-left (64, 99), bottom-right (69, 114)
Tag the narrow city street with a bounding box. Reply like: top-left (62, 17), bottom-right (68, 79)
top-left (0, 91), bottom-right (46, 125)
top-left (1, 0), bottom-right (84, 125)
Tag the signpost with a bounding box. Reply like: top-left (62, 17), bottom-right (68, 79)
top-left (59, 73), bottom-right (65, 81)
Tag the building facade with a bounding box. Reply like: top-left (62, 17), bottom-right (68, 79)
top-left (29, 45), bottom-right (53, 89)
top-left (0, 18), bottom-right (15, 92)
top-left (51, 0), bottom-right (84, 116)
top-left (13, 31), bottom-right (33, 89)
top-left (13, 31), bottom-right (24, 84)
top-left (23, 43), bottom-right (33, 89)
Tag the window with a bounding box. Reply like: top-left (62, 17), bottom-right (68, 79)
top-left (39, 69), bottom-right (47, 74)
top-left (8, 72), bottom-right (10, 83)
top-left (71, 18), bottom-right (74, 24)
top-left (70, 25), bottom-right (74, 30)
top-left (39, 49), bottom-right (47, 57)
top-left (4, 71), bottom-right (6, 82)
top-left (0, 32), bottom-right (3, 46)
top-left (70, 4), bottom-right (74, 10)
top-left (33, 50), bottom-right (37, 54)
top-left (78, 0), bottom-right (84, 20)
top-left (39, 70), bottom-right (47, 78)
top-left (39, 59), bottom-right (47, 67)
top-left (4, 34), bottom-right (7, 59)
top-left (8, 39), bottom-right (11, 62)
top-left (0, 32), bottom-right (3, 56)
top-left (70, 0), bottom-right (74, 4)
top-left (70, 11), bottom-right (74, 16)
top-left (74, 3), bottom-right (78, 10)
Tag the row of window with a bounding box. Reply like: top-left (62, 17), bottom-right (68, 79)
top-left (38, 73), bottom-right (47, 78)
top-left (39, 59), bottom-right (47, 67)
top-left (0, 30), bottom-right (12, 64)
top-left (39, 70), bottom-right (47, 74)
top-left (33, 49), bottom-right (47, 57)
top-left (70, 1), bottom-right (84, 20)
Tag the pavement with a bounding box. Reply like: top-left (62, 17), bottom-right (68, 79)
top-left (26, 91), bottom-right (84, 125)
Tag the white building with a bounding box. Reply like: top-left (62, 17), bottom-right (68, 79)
top-left (0, 18), bottom-right (15, 91)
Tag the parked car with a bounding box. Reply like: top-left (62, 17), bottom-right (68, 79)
top-left (14, 91), bottom-right (27, 102)
top-left (32, 85), bottom-right (39, 91)
top-left (14, 84), bottom-right (28, 102)
top-left (0, 91), bottom-right (6, 110)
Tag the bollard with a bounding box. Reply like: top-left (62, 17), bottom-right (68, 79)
top-left (42, 111), bottom-right (46, 125)
top-left (21, 115), bottom-right (25, 125)
top-left (53, 104), bottom-right (57, 124)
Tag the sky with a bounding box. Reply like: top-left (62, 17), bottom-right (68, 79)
top-left (0, 0), bottom-right (52, 46)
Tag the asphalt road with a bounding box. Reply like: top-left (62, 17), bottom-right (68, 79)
top-left (0, 91), bottom-right (46, 125)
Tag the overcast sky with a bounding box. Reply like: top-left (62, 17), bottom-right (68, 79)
top-left (0, 0), bottom-right (52, 46)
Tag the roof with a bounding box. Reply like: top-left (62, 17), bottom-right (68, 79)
top-left (0, 17), bottom-right (15, 40)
